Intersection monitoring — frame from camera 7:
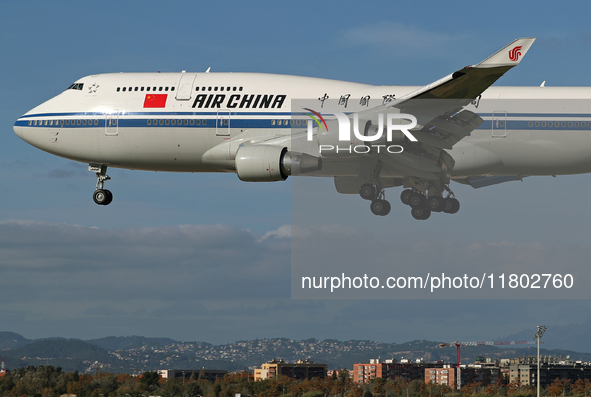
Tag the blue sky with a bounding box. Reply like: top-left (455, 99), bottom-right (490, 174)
top-left (2, 0), bottom-right (591, 349)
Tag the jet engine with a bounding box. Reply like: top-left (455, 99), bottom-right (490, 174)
top-left (235, 145), bottom-right (322, 182)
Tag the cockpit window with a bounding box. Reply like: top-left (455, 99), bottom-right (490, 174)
top-left (67, 83), bottom-right (84, 90)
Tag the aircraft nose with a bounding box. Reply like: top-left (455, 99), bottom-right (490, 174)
top-left (13, 120), bottom-right (23, 139)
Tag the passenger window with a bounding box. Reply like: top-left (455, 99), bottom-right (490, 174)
top-left (239, 87), bottom-right (243, 91)
top-left (159, 87), bottom-right (163, 92)
top-left (147, 120), bottom-right (152, 126)
top-left (117, 87), bottom-right (121, 92)
top-left (183, 120), bottom-right (188, 125)
top-left (548, 121), bottom-right (553, 127)
top-left (271, 120), bottom-right (276, 125)
top-left (165, 120), bottom-right (170, 125)
top-left (534, 121), bottom-right (539, 127)
top-left (190, 120), bottom-right (195, 125)
top-left (159, 120), bottom-right (164, 125)
top-left (568, 122), bottom-right (573, 127)
top-left (165, 87), bottom-right (169, 92)
top-left (171, 120), bottom-right (176, 125)
top-left (203, 120), bottom-right (207, 125)
top-left (141, 87), bottom-right (144, 91)
top-left (171, 87), bottom-right (175, 91)
top-left (135, 87), bottom-right (138, 91)
top-left (28, 120), bottom-right (32, 126)
top-left (562, 121), bottom-right (566, 127)
top-left (123, 87), bottom-right (127, 92)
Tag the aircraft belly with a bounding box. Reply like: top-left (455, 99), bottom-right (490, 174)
top-left (452, 130), bottom-right (591, 177)
top-left (22, 126), bottom-right (226, 172)
top-left (502, 130), bottom-right (591, 175)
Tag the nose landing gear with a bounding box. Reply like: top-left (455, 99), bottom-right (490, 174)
top-left (89, 164), bottom-right (113, 206)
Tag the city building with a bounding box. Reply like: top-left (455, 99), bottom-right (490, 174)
top-left (425, 367), bottom-right (456, 387)
top-left (509, 356), bottom-right (591, 387)
top-left (426, 365), bottom-right (501, 389)
top-left (158, 369), bottom-right (228, 382)
top-left (354, 358), bottom-right (444, 383)
top-left (254, 359), bottom-right (327, 381)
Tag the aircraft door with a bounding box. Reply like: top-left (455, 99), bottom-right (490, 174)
top-left (216, 110), bottom-right (231, 136)
top-left (176, 74), bottom-right (196, 100)
top-left (492, 111), bottom-right (507, 138)
top-left (105, 112), bottom-right (119, 136)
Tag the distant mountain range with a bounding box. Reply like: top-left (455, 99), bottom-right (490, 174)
top-left (500, 318), bottom-right (591, 352)
top-left (1, 331), bottom-right (590, 374)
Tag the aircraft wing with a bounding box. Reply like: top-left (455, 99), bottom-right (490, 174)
top-left (359, 38), bottom-right (536, 120)
top-left (354, 38), bottom-right (535, 197)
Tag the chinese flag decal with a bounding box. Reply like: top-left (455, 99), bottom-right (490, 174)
top-left (143, 94), bottom-right (167, 108)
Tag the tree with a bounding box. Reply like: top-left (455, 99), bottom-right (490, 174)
top-left (548, 378), bottom-right (571, 397)
top-left (140, 371), bottom-right (160, 390)
top-left (185, 382), bottom-right (203, 397)
top-left (572, 379), bottom-right (591, 396)
top-left (213, 383), bottom-right (222, 397)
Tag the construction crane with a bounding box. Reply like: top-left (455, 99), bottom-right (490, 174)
top-left (439, 340), bottom-right (540, 369)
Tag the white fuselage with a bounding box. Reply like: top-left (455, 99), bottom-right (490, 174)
top-left (13, 72), bottom-right (591, 179)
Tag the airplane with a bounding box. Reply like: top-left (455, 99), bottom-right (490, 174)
top-left (14, 37), bottom-right (591, 220)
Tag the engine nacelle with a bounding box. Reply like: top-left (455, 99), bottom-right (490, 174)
top-left (235, 145), bottom-right (322, 182)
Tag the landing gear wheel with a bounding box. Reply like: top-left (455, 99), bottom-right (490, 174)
top-left (409, 192), bottom-right (425, 209)
top-left (411, 207), bottom-right (431, 220)
top-left (426, 196), bottom-right (445, 212)
top-left (443, 197), bottom-right (460, 214)
top-left (359, 183), bottom-right (376, 201)
top-left (370, 199), bottom-right (391, 216)
top-left (93, 189), bottom-right (113, 206)
top-left (400, 189), bottom-right (413, 205)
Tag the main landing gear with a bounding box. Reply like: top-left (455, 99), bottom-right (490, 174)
top-left (400, 189), bottom-right (460, 220)
top-left (359, 183), bottom-right (391, 216)
top-left (90, 164), bottom-right (113, 206)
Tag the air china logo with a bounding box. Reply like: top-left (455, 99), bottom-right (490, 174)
top-left (303, 108), bottom-right (418, 154)
top-left (508, 46), bottom-right (522, 62)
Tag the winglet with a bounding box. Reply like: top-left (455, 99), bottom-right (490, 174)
top-left (474, 37), bottom-right (536, 68)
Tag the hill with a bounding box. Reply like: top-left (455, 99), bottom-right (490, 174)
top-left (2, 333), bottom-right (591, 374)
